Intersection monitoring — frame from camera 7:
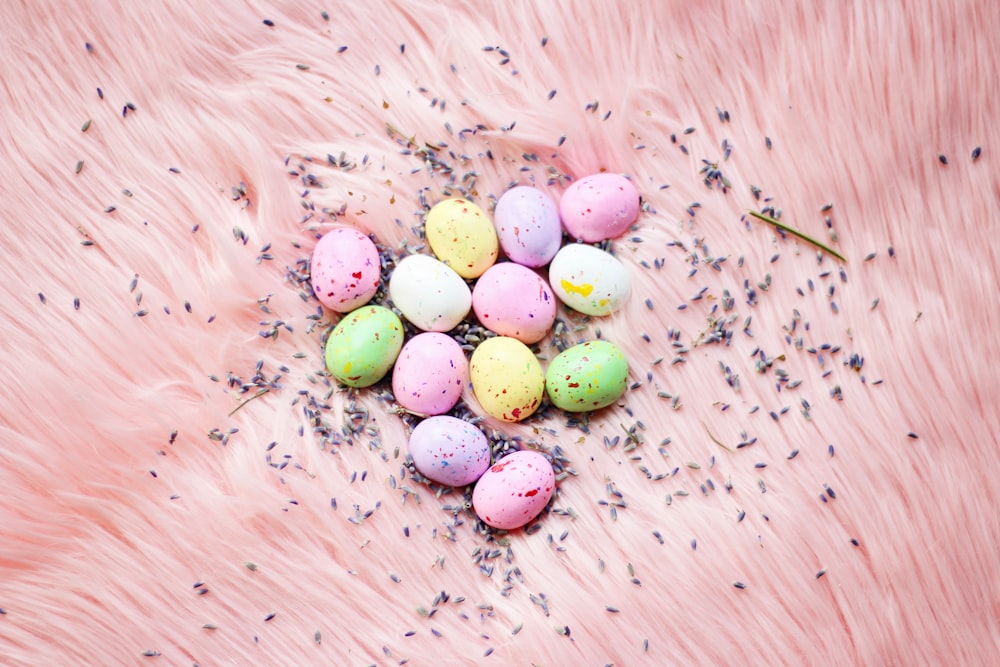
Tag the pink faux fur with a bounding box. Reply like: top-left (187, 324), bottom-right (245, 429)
top-left (2, 1), bottom-right (998, 665)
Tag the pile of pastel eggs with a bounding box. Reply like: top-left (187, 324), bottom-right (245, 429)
top-left (311, 173), bottom-right (640, 530)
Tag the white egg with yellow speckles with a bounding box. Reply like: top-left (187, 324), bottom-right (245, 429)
top-left (548, 243), bottom-right (630, 316)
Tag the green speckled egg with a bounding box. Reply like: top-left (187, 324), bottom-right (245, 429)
top-left (545, 340), bottom-right (628, 412)
top-left (324, 305), bottom-right (404, 387)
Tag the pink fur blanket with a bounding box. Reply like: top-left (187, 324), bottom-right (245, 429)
top-left (2, 1), bottom-right (998, 664)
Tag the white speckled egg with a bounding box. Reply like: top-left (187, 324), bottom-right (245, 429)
top-left (388, 254), bottom-right (472, 332)
top-left (472, 263), bottom-right (556, 344)
top-left (493, 186), bottom-right (563, 267)
top-left (559, 173), bottom-right (640, 243)
top-left (425, 198), bottom-right (498, 279)
top-left (310, 228), bottom-right (381, 313)
top-left (472, 450), bottom-right (555, 530)
top-left (548, 243), bottom-right (631, 316)
top-left (392, 332), bottom-right (468, 416)
top-left (408, 416), bottom-right (490, 487)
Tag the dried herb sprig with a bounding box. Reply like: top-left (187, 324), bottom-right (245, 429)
top-left (748, 210), bottom-right (847, 263)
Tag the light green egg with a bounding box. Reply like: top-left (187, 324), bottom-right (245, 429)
top-left (545, 340), bottom-right (628, 412)
top-left (324, 305), bottom-right (404, 387)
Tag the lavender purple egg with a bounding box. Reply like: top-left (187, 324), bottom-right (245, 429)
top-left (408, 416), bottom-right (490, 487)
top-left (493, 186), bottom-right (563, 267)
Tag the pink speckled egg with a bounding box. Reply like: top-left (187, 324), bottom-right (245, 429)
top-left (493, 186), bottom-right (563, 267)
top-left (408, 416), bottom-right (490, 487)
top-left (392, 332), bottom-right (468, 416)
top-left (310, 228), bottom-right (381, 313)
top-left (472, 263), bottom-right (556, 344)
top-left (559, 173), bottom-right (640, 243)
top-left (472, 450), bottom-right (555, 530)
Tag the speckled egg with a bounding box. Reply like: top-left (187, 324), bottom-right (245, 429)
top-left (472, 263), bottom-right (556, 344)
top-left (408, 416), bottom-right (490, 487)
top-left (425, 198), bottom-right (499, 279)
top-left (545, 340), bottom-right (628, 412)
top-left (559, 173), bottom-right (640, 243)
top-left (324, 305), bottom-right (404, 387)
top-left (392, 332), bottom-right (468, 416)
top-left (310, 228), bottom-right (381, 313)
top-left (472, 450), bottom-right (555, 530)
top-left (548, 243), bottom-right (631, 316)
top-left (388, 254), bottom-right (472, 332)
top-left (469, 337), bottom-right (544, 423)
top-left (493, 186), bottom-right (563, 267)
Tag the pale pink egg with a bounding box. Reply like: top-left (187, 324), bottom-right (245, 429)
top-left (310, 228), bottom-right (381, 313)
top-left (559, 173), bottom-right (640, 243)
top-left (472, 450), bottom-right (555, 530)
top-left (471, 263), bottom-right (556, 344)
top-left (392, 332), bottom-right (468, 416)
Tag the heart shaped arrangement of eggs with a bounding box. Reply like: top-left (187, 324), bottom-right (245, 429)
top-left (311, 173), bottom-right (640, 531)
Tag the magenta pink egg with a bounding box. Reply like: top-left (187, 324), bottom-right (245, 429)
top-left (392, 332), bottom-right (468, 415)
top-left (472, 450), bottom-right (555, 530)
top-left (408, 416), bottom-right (490, 487)
top-left (310, 228), bottom-right (381, 313)
top-left (471, 263), bottom-right (556, 344)
top-left (493, 186), bottom-right (563, 267)
top-left (559, 173), bottom-right (640, 243)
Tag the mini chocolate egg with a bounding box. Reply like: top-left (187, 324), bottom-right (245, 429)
top-left (324, 305), bottom-right (403, 387)
top-left (548, 243), bottom-right (631, 316)
top-left (388, 254), bottom-right (472, 332)
top-left (559, 173), bottom-right (640, 242)
top-left (408, 416), bottom-right (490, 487)
top-left (470, 336), bottom-right (544, 422)
top-left (310, 227), bottom-right (381, 313)
top-left (472, 450), bottom-right (555, 530)
top-left (392, 332), bottom-right (468, 416)
top-left (545, 340), bottom-right (628, 412)
top-left (493, 186), bottom-right (563, 267)
top-left (425, 198), bottom-right (499, 279)
top-left (472, 263), bottom-right (556, 344)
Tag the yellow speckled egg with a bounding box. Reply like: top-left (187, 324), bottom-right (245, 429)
top-left (425, 198), bottom-right (499, 279)
top-left (470, 337), bottom-right (544, 422)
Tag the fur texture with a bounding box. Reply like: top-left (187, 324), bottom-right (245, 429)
top-left (1, 1), bottom-right (998, 665)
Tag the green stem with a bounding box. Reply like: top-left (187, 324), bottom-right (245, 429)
top-left (228, 388), bottom-right (270, 417)
top-left (747, 210), bottom-right (847, 263)
top-left (702, 421), bottom-right (734, 453)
